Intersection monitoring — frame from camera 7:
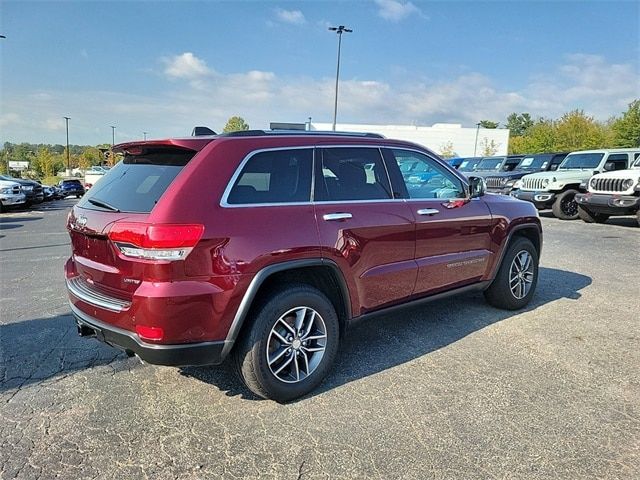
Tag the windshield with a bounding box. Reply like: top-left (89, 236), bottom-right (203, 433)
top-left (474, 157), bottom-right (505, 171)
top-left (458, 158), bottom-right (481, 172)
top-left (517, 156), bottom-right (550, 171)
top-left (559, 153), bottom-right (604, 169)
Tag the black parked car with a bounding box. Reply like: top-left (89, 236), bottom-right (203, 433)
top-left (483, 152), bottom-right (569, 194)
top-left (0, 175), bottom-right (44, 205)
top-left (59, 179), bottom-right (86, 198)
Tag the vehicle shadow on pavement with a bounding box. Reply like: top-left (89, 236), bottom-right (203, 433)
top-left (0, 216), bottom-right (43, 223)
top-left (0, 314), bottom-right (135, 394)
top-left (182, 266), bottom-right (592, 401)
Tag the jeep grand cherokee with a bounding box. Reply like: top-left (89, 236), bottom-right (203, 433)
top-left (65, 130), bottom-right (542, 401)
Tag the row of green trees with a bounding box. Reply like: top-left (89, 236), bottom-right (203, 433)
top-left (485, 100), bottom-right (639, 154)
top-left (1, 142), bottom-right (109, 179)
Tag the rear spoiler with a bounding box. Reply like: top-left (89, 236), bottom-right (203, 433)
top-left (113, 138), bottom-right (215, 154)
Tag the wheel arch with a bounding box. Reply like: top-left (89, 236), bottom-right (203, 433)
top-left (220, 259), bottom-right (351, 359)
top-left (488, 224), bottom-right (542, 283)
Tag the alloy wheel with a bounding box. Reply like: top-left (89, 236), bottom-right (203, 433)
top-left (266, 306), bottom-right (327, 384)
top-left (561, 195), bottom-right (578, 216)
top-left (509, 250), bottom-right (535, 299)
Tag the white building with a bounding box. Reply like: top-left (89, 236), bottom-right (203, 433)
top-left (310, 122), bottom-right (510, 157)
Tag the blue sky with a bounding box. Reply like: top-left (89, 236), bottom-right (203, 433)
top-left (1, 0), bottom-right (638, 145)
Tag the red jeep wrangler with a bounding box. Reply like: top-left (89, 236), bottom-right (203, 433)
top-left (65, 130), bottom-right (541, 401)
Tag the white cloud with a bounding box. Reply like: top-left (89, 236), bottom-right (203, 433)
top-left (374, 0), bottom-right (426, 22)
top-left (163, 52), bottom-right (211, 80)
top-left (2, 54), bottom-right (637, 144)
top-left (274, 8), bottom-right (306, 25)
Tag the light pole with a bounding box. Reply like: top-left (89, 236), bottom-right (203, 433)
top-left (63, 116), bottom-right (70, 173)
top-left (143, 131), bottom-right (148, 141)
top-left (328, 25), bottom-right (352, 131)
top-left (109, 126), bottom-right (116, 166)
top-left (474, 122), bottom-right (481, 156)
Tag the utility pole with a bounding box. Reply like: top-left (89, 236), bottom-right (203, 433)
top-left (328, 25), bottom-right (352, 131)
top-left (143, 131), bottom-right (148, 140)
top-left (64, 116), bottom-right (70, 173)
top-left (474, 122), bottom-right (481, 156)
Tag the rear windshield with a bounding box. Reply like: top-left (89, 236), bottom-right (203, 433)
top-left (63, 180), bottom-right (82, 185)
top-left (77, 147), bottom-right (195, 213)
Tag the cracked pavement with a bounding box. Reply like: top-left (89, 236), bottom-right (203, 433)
top-left (1, 199), bottom-right (639, 479)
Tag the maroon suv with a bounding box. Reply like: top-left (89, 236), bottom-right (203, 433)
top-left (65, 130), bottom-right (542, 401)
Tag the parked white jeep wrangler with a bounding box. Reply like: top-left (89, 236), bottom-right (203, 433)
top-left (512, 148), bottom-right (639, 220)
top-left (575, 153), bottom-right (640, 225)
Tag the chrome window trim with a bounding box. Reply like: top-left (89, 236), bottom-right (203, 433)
top-left (220, 146), bottom-right (315, 208)
top-left (220, 144), bottom-right (459, 208)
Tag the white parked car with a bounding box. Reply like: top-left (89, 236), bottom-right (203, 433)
top-left (0, 179), bottom-right (27, 212)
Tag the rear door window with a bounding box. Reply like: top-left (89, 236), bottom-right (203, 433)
top-left (77, 147), bottom-right (196, 213)
top-left (226, 148), bottom-right (313, 205)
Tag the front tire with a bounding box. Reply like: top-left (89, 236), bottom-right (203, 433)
top-left (552, 189), bottom-right (580, 220)
top-left (578, 206), bottom-right (609, 224)
top-left (484, 237), bottom-right (539, 310)
top-left (234, 284), bottom-right (340, 402)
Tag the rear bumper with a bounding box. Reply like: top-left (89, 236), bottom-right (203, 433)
top-left (511, 190), bottom-right (556, 209)
top-left (575, 193), bottom-right (640, 215)
top-left (71, 303), bottom-right (226, 366)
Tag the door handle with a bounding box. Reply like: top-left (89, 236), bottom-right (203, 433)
top-left (323, 213), bottom-right (352, 221)
top-left (417, 208), bottom-right (439, 216)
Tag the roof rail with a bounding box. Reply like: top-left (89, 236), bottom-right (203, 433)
top-left (220, 129), bottom-right (385, 139)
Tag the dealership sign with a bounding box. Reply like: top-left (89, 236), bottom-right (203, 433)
top-left (8, 161), bottom-right (29, 171)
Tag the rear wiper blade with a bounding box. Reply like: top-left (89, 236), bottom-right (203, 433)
top-left (88, 198), bottom-right (120, 212)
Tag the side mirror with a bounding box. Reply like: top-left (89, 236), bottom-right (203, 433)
top-left (468, 176), bottom-right (486, 198)
top-left (604, 161), bottom-right (615, 171)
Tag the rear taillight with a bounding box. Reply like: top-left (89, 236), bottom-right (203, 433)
top-left (108, 222), bottom-right (204, 261)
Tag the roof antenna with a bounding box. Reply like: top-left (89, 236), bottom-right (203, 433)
top-left (191, 126), bottom-right (216, 136)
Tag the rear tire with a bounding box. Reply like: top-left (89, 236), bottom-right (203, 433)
top-left (234, 284), bottom-right (340, 402)
top-left (552, 189), bottom-right (580, 220)
top-left (484, 237), bottom-right (539, 310)
top-left (578, 206), bottom-right (609, 224)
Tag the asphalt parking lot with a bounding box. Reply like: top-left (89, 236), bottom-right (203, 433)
top-left (1, 199), bottom-right (638, 479)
